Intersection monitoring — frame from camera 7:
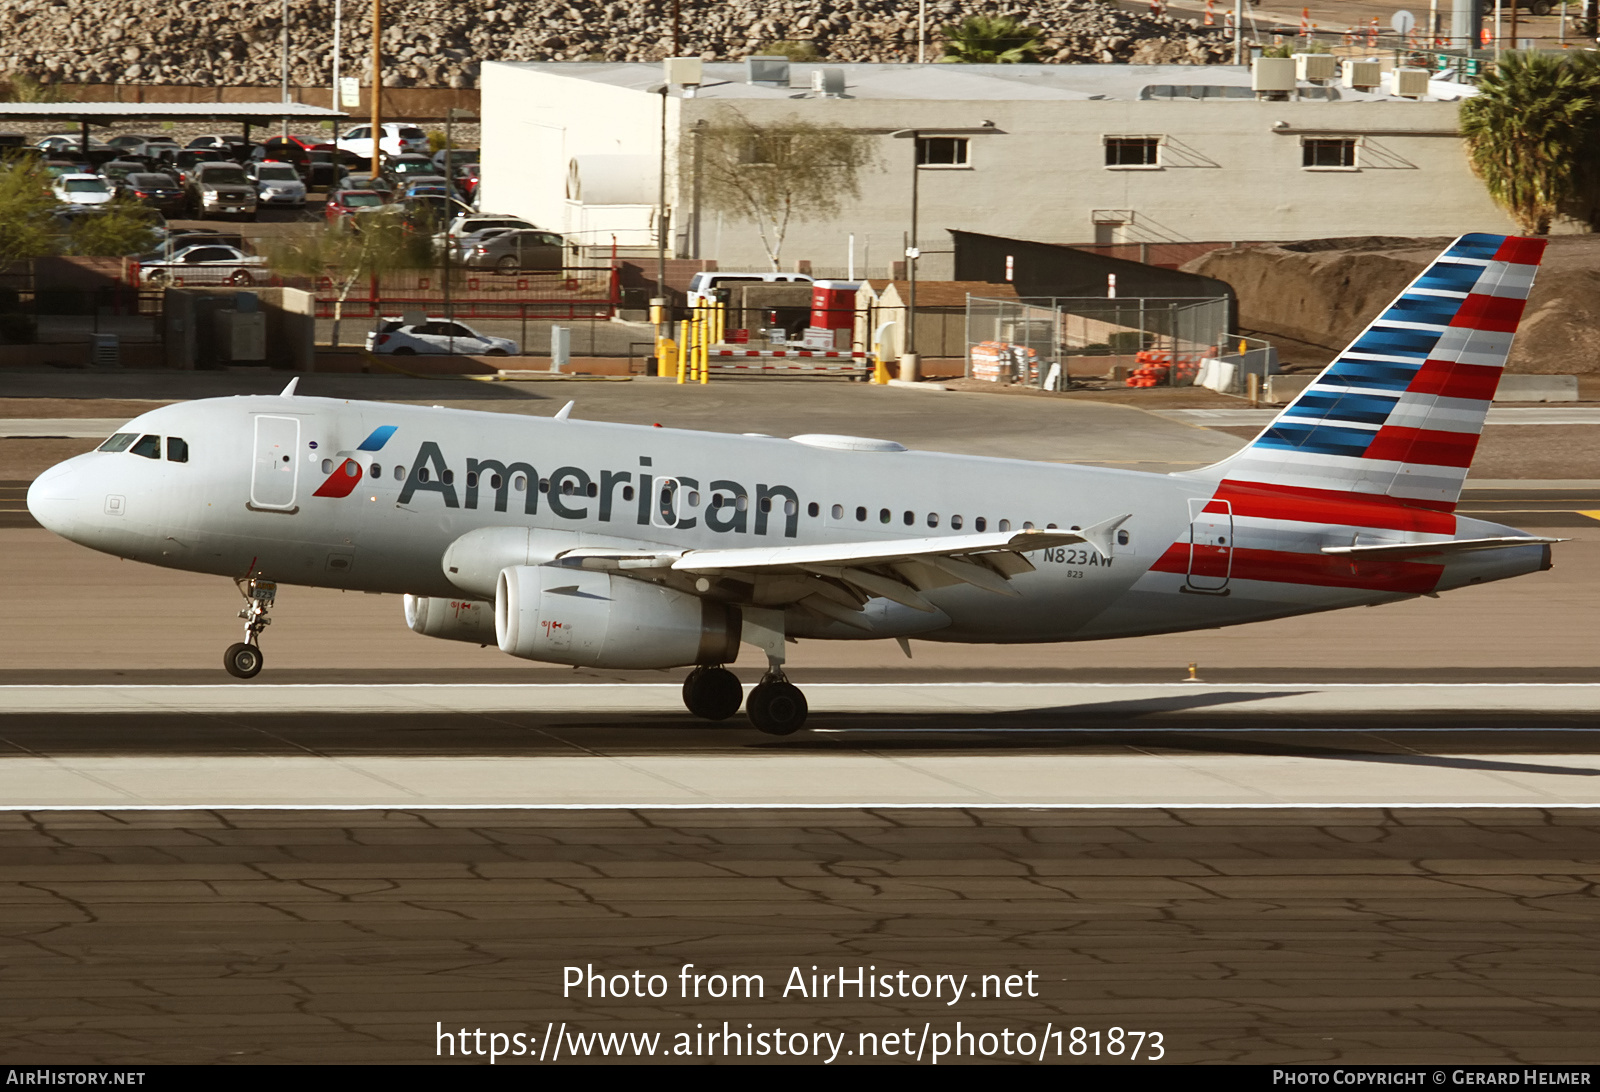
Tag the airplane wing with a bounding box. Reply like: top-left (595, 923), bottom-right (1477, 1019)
top-left (1321, 535), bottom-right (1563, 560)
top-left (556, 514), bottom-right (1131, 631)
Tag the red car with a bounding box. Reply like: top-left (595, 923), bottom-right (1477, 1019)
top-left (324, 188), bottom-right (387, 225)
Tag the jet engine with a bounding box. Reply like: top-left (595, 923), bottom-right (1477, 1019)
top-left (495, 565), bottom-right (739, 669)
top-left (404, 594), bottom-right (496, 644)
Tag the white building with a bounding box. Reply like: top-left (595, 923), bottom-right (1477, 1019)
top-left (480, 60), bottom-right (1515, 276)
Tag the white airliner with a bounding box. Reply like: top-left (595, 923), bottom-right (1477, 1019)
top-left (27, 233), bottom-right (1559, 734)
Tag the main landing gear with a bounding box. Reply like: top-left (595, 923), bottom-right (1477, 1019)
top-left (680, 666), bottom-right (810, 735)
top-left (224, 577), bottom-right (276, 679)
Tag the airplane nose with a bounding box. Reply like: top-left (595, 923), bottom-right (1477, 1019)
top-left (26, 459), bottom-right (84, 538)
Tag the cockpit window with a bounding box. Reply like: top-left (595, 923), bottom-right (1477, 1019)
top-left (129, 434), bottom-right (161, 459)
top-left (99, 432), bottom-right (137, 452)
top-left (166, 436), bottom-right (188, 463)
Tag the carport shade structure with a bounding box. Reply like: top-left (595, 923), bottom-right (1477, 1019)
top-left (0, 102), bottom-right (348, 156)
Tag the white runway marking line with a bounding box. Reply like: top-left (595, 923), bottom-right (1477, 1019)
top-left (0, 802), bottom-right (1598, 812)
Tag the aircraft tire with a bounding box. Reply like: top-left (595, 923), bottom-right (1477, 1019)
top-left (682, 666), bottom-right (743, 721)
top-left (747, 681), bottom-right (807, 735)
top-left (224, 642), bottom-right (263, 679)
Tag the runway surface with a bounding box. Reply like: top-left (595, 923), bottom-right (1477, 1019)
top-left (2, 807), bottom-right (1597, 1065)
top-left (2, 683), bottom-right (1600, 809)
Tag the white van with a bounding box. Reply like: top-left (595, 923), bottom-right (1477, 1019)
top-left (686, 271), bottom-right (813, 306)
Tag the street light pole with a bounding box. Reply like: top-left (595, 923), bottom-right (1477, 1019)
top-left (890, 123), bottom-right (1002, 383)
top-left (332, 0), bottom-right (341, 119)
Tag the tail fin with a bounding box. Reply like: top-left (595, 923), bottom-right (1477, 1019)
top-left (1189, 233), bottom-right (1546, 510)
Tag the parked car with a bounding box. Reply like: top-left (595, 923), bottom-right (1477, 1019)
top-left (52, 174), bottom-right (114, 207)
top-left (462, 228), bottom-right (567, 274)
top-left (455, 164), bottom-right (481, 206)
top-left (249, 161), bottom-right (307, 207)
top-left (170, 148), bottom-right (230, 183)
top-left (324, 188), bottom-right (386, 225)
top-left (335, 122), bottom-right (428, 161)
top-left (186, 134), bottom-right (251, 159)
top-left (133, 243), bottom-right (267, 286)
top-left (335, 172), bottom-right (394, 197)
top-left (432, 148), bottom-right (479, 174)
top-left (382, 153), bottom-right (438, 187)
top-left (106, 134), bottom-right (160, 152)
top-left (96, 159), bottom-right (146, 186)
top-left (183, 162), bottom-right (258, 220)
top-left (365, 317), bottom-right (518, 356)
top-left (437, 212), bottom-right (535, 251)
top-left (35, 134), bottom-right (111, 155)
top-left (453, 226), bottom-right (519, 260)
top-left (400, 174), bottom-right (462, 203)
top-left (686, 271), bottom-right (814, 306)
top-left (118, 172), bottom-right (187, 216)
top-left (304, 148), bottom-right (347, 189)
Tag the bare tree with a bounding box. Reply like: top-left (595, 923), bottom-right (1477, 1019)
top-left (689, 112), bottom-right (877, 271)
top-left (265, 213), bottom-right (432, 348)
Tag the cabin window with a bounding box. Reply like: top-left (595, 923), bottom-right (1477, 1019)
top-left (1117, 529), bottom-right (1130, 545)
top-left (587, 482), bottom-right (598, 498)
top-left (808, 502), bottom-right (819, 517)
top-left (902, 510), bottom-right (914, 526)
top-left (166, 437), bottom-right (189, 463)
top-left (998, 519), bottom-right (1011, 532)
top-left (418, 467), bottom-right (430, 482)
top-left (784, 499), bottom-right (798, 517)
top-left (489, 473), bottom-right (502, 490)
top-left (736, 495), bottom-right (748, 512)
top-left (321, 458), bottom-right (333, 474)
top-left (689, 491), bottom-right (701, 507)
top-left (879, 508), bottom-right (891, 524)
top-left (855, 506), bottom-right (866, 522)
top-left (539, 479), bottom-right (550, 493)
top-left (513, 474), bottom-right (526, 492)
top-left (1046, 523), bottom-right (1057, 529)
top-left (927, 512), bottom-right (939, 528)
top-left (394, 466), bottom-right (404, 481)
top-left (951, 514), bottom-right (963, 530)
top-left (99, 433), bottom-right (137, 452)
top-left (441, 469), bottom-right (454, 485)
top-left (623, 485), bottom-right (635, 501)
top-left (976, 517), bottom-right (987, 532)
top-left (130, 434), bottom-right (161, 459)
top-left (466, 472), bottom-right (478, 488)
top-left (832, 504), bottom-right (844, 520)
top-left (759, 496), bottom-right (771, 514)
top-left (371, 463), bottom-right (382, 478)
top-left (1023, 521), bottom-right (1034, 529)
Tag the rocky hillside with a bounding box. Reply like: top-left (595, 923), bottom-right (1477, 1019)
top-left (0, 0), bottom-right (1231, 88)
top-left (1186, 235), bottom-right (1600, 375)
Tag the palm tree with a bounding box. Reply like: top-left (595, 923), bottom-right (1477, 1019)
top-left (1459, 51), bottom-right (1600, 234)
top-left (937, 15), bottom-right (1045, 64)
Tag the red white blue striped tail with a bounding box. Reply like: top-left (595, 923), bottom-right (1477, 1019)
top-left (1189, 233), bottom-right (1546, 510)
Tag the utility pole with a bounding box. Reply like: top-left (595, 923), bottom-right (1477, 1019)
top-left (332, 0), bottom-right (341, 120)
top-left (280, 0), bottom-right (290, 137)
top-left (370, 0), bottom-right (383, 173)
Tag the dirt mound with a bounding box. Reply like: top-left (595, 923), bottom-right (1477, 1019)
top-left (1186, 236), bottom-right (1600, 375)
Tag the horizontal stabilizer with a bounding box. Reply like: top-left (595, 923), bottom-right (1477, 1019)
top-left (1321, 535), bottom-right (1562, 559)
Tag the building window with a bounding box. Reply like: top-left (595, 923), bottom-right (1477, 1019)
top-left (916, 136), bottom-right (970, 168)
top-left (1302, 138), bottom-right (1357, 169)
top-left (1104, 136), bottom-right (1161, 168)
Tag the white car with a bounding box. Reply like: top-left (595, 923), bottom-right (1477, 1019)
top-left (134, 244), bottom-right (268, 287)
top-left (686, 271), bottom-right (813, 306)
top-left (53, 174), bottom-right (114, 207)
top-left (250, 162), bottom-right (307, 207)
top-left (335, 123), bottom-right (429, 161)
top-left (365, 317), bottom-right (519, 356)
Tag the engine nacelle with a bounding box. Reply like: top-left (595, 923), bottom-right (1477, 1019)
top-left (495, 565), bottom-right (739, 669)
top-left (404, 594), bottom-right (496, 644)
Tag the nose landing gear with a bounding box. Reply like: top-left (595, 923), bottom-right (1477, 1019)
top-left (224, 578), bottom-right (275, 679)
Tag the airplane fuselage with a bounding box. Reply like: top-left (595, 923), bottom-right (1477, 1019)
top-left (27, 393), bottom-right (1549, 646)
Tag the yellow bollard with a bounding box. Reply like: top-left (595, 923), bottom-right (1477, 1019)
top-left (676, 317), bottom-right (687, 384)
top-left (873, 342), bottom-right (890, 384)
top-left (699, 304), bottom-right (711, 384)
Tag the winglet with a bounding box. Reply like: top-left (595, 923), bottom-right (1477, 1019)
top-left (553, 400), bottom-right (575, 421)
top-left (1078, 513), bottom-right (1133, 560)
top-left (279, 378), bottom-right (299, 397)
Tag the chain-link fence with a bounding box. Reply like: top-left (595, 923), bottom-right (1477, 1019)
top-left (966, 295), bottom-right (1231, 388)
